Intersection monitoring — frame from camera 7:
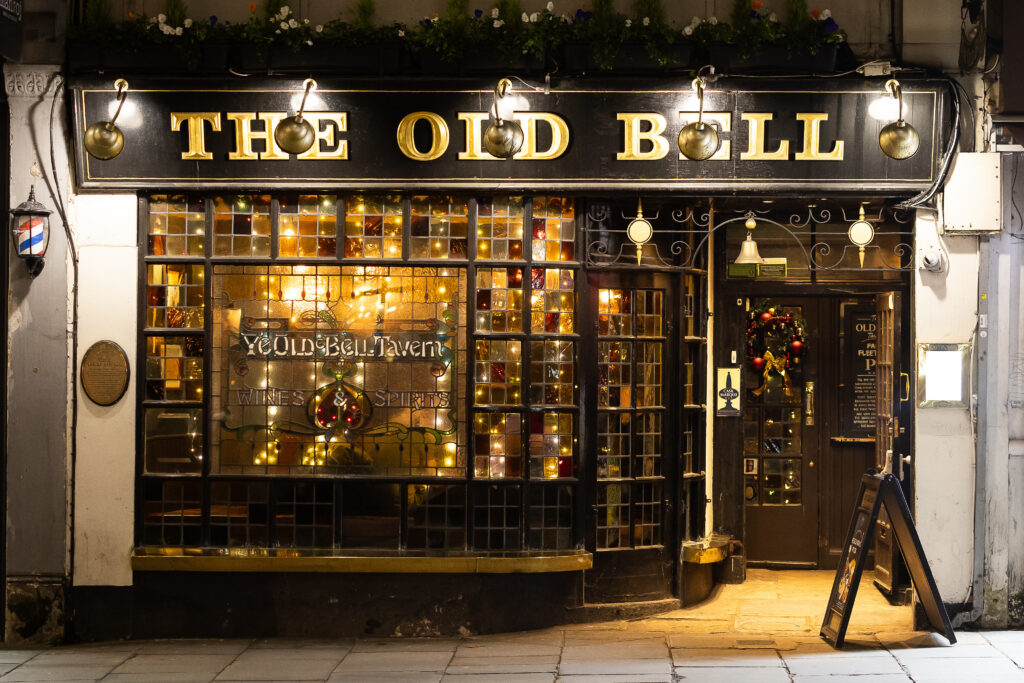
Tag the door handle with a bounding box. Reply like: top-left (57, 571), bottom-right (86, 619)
top-left (804, 381), bottom-right (815, 426)
top-left (900, 372), bottom-right (910, 402)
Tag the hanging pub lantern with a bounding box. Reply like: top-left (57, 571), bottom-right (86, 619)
top-left (275, 78), bottom-right (319, 155)
top-left (878, 79), bottom-right (920, 160)
top-left (484, 78), bottom-right (524, 159)
top-left (83, 79), bottom-right (130, 160)
top-left (9, 185), bottom-right (51, 277)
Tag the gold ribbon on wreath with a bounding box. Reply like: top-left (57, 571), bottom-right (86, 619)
top-left (751, 350), bottom-right (794, 397)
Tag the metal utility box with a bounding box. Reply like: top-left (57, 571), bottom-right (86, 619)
top-left (941, 153), bottom-right (1002, 234)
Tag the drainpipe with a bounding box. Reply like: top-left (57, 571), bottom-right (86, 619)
top-left (952, 238), bottom-right (988, 627)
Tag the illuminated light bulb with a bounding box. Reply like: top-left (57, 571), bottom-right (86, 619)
top-left (268, 406), bottom-right (278, 416)
top-left (261, 380), bottom-right (268, 388)
top-left (444, 456), bottom-right (454, 467)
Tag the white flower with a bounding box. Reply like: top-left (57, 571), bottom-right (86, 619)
top-left (625, 18), bottom-right (632, 27)
top-left (561, 12), bottom-right (568, 21)
top-left (683, 25), bottom-right (693, 35)
top-left (691, 15), bottom-right (701, 26)
top-left (643, 16), bottom-right (650, 25)
top-left (149, 16), bottom-right (157, 23)
top-left (768, 12), bottom-right (778, 22)
top-left (315, 24), bottom-right (323, 32)
top-left (530, 12), bottom-right (538, 22)
top-left (157, 13), bottom-right (166, 23)
top-left (398, 29), bottom-right (405, 36)
top-left (174, 26), bottom-right (182, 35)
top-left (493, 18), bottom-right (504, 27)
top-left (280, 5), bottom-right (290, 16)
top-left (546, 1), bottom-right (554, 10)
top-left (280, 21), bottom-right (288, 29)
top-left (183, 18), bottom-right (192, 27)
top-left (491, 8), bottom-right (499, 18)
top-left (822, 8), bottom-right (832, 18)
top-left (521, 12), bottom-right (529, 22)
top-left (288, 18), bottom-right (298, 28)
top-left (306, 39), bottom-right (312, 45)
top-left (275, 28), bottom-right (281, 34)
top-left (709, 16), bottom-right (718, 24)
top-left (304, 18), bottom-right (309, 24)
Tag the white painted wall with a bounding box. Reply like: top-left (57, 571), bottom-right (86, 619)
top-left (71, 194), bottom-right (138, 587)
top-left (913, 211), bottom-right (978, 605)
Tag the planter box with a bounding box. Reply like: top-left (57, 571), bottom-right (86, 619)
top-left (460, 46), bottom-right (545, 75)
top-left (557, 40), bottom-right (694, 75)
top-left (406, 47), bottom-right (463, 75)
top-left (67, 41), bottom-right (104, 75)
top-left (708, 43), bottom-right (838, 74)
top-left (231, 43), bottom-right (270, 74)
top-left (270, 44), bottom-right (381, 74)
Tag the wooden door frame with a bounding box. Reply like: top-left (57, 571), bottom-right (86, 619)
top-left (713, 282), bottom-right (913, 569)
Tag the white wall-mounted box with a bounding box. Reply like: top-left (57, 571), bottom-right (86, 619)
top-left (941, 152), bottom-right (1002, 234)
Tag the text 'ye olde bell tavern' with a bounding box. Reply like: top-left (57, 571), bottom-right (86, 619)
top-left (2, 0), bottom-right (1024, 643)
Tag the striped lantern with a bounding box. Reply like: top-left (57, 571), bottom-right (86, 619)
top-left (9, 186), bottom-right (51, 276)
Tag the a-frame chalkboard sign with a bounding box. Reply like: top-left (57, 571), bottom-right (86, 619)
top-left (820, 473), bottom-right (957, 648)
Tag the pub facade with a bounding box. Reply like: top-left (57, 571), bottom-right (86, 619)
top-left (4, 58), bottom-right (1006, 640)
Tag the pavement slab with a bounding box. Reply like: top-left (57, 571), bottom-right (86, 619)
top-left (331, 651), bottom-right (453, 673)
top-left (675, 667), bottom-right (792, 683)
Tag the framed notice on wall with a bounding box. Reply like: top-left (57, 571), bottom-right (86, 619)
top-left (842, 306), bottom-right (877, 437)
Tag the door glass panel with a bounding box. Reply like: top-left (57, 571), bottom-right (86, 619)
top-left (596, 287), bottom-right (665, 549)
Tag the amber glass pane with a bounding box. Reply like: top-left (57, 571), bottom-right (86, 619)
top-left (212, 195), bottom-right (271, 257)
top-left (410, 195), bottom-right (469, 260)
top-left (477, 195), bottom-right (524, 260)
top-left (148, 194), bottom-right (204, 256)
top-left (344, 194), bottom-right (402, 258)
top-left (278, 194), bottom-right (338, 258)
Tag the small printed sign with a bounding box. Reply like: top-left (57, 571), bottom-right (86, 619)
top-left (716, 367), bottom-right (741, 417)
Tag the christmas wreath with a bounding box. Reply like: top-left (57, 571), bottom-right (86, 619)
top-left (746, 302), bottom-right (807, 396)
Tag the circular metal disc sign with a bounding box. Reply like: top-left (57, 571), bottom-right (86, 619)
top-left (81, 341), bottom-right (130, 406)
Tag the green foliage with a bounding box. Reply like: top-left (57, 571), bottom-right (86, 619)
top-left (83, 0), bottom-right (113, 26)
top-left (785, 0), bottom-right (809, 29)
top-left (730, 0), bottom-right (752, 30)
top-left (353, 0), bottom-right (375, 29)
top-left (164, 0), bottom-right (188, 27)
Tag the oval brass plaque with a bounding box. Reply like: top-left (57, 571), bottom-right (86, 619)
top-left (81, 341), bottom-right (130, 406)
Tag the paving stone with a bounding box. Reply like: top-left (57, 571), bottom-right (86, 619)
top-left (443, 675), bottom-right (554, 683)
top-left (327, 673), bottom-right (441, 683)
top-left (25, 653), bottom-right (129, 668)
top-left (899, 655), bottom-right (1024, 682)
top-left (111, 654), bottom-right (237, 675)
top-left (332, 651), bottom-right (452, 673)
top-left (557, 675), bottom-right (671, 683)
top-left (784, 653), bottom-right (907, 676)
top-left (456, 643), bottom-right (562, 657)
top-left (350, 640), bottom-right (458, 653)
top-left (671, 647), bottom-right (784, 668)
top-left (444, 654), bottom-right (558, 674)
top-left (791, 676), bottom-right (913, 683)
top-left (250, 639), bottom-right (354, 651)
top-left (557, 659), bottom-right (671, 675)
top-left (215, 650), bottom-right (344, 680)
top-left (561, 642), bottom-right (667, 660)
top-left (889, 642), bottom-right (1004, 660)
top-left (0, 664), bottom-right (115, 681)
top-left (134, 641), bottom-right (251, 655)
top-left (102, 675), bottom-right (216, 683)
top-left (665, 634), bottom-right (741, 649)
top-left (674, 667), bottom-right (792, 683)
top-left (0, 654), bottom-right (41, 666)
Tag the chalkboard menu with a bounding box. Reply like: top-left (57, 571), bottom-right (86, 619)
top-left (821, 473), bottom-right (956, 648)
top-left (844, 307), bottom-right (877, 437)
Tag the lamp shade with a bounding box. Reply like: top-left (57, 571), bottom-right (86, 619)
top-left (9, 186), bottom-right (51, 275)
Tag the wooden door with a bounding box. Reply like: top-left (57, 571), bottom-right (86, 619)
top-left (743, 298), bottom-right (821, 565)
top-left (585, 272), bottom-right (678, 601)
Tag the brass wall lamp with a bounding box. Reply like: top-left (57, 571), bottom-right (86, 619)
top-left (878, 79), bottom-right (920, 160)
top-left (678, 76), bottom-right (720, 161)
top-left (275, 78), bottom-right (318, 155)
top-left (483, 78), bottom-right (524, 159)
top-left (83, 79), bottom-right (129, 160)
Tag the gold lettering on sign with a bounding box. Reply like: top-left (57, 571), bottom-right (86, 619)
top-left (794, 113), bottom-right (844, 161)
top-left (396, 111), bottom-right (450, 161)
top-left (170, 112), bottom-right (222, 161)
top-left (514, 113), bottom-right (570, 160)
top-left (677, 112), bottom-right (732, 161)
top-left (740, 113), bottom-right (789, 161)
top-left (457, 113), bottom-right (497, 160)
top-left (226, 112), bottom-right (289, 161)
top-left (617, 113), bottom-right (669, 161)
top-left (296, 113), bottom-right (349, 160)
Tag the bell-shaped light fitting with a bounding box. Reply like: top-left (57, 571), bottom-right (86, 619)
top-left (734, 217), bottom-right (764, 265)
top-left (275, 78), bottom-right (318, 155)
top-left (484, 78), bottom-right (524, 159)
top-left (83, 79), bottom-right (129, 160)
top-left (878, 79), bottom-right (920, 160)
top-left (9, 185), bottom-right (51, 277)
top-left (678, 77), bottom-right (721, 161)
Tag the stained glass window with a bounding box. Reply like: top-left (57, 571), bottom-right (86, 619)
top-left (213, 195), bottom-right (271, 257)
top-left (278, 194), bottom-right (338, 258)
top-left (344, 194), bottom-right (403, 258)
top-left (147, 194), bottom-right (204, 256)
top-left (410, 195), bottom-right (469, 259)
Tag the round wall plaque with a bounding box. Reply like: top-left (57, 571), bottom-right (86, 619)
top-left (81, 341), bottom-right (130, 407)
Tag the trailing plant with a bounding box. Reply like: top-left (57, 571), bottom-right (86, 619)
top-left (628, 0), bottom-right (679, 66)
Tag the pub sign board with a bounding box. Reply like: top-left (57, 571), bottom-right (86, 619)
top-left (70, 77), bottom-right (949, 194)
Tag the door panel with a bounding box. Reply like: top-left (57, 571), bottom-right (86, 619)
top-left (743, 298), bottom-right (820, 565)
